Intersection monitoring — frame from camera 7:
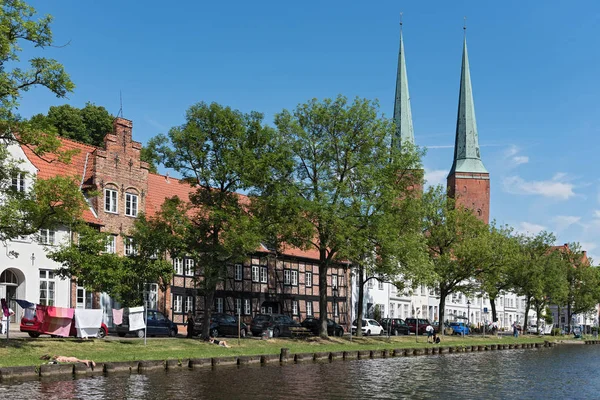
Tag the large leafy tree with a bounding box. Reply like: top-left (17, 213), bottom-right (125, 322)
top-left (147, 101), bottom-right (281, 337)
top-left (510, 231), bottom-right (568, 333)
top-left (269, 95), bottom-right (425, 337)
top-left (421, 186), bottom-right (489, 328)
top-left (0, 0), bottom-right (87, 242)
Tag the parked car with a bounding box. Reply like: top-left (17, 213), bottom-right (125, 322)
top-left (527, 324), bottom-right (539, 334)
top-left (250, 314), bottom-right (301, 337)
top-left (449, 322), bottom-right (470, 335)
top-left (404, 318), bottom-right (432, 335)
top-left (351, 319), bottom-right (384, 336)
top-left (193, 313), bottom-right (248, 337)
top-left (301, 317), bottom-right (344, 336)
top-left (379, 318), bottom-right (410, 336)
top-left (20, 310), bottom-right (108, 339)
top-left (115, 309), bottom-right (177, 338)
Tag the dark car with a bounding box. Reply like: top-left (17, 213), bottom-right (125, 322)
top-left (193, 313), bottom-right (248, 337)
top-left (404, 318), bottom-right (432, 335)
top-left (380, 318), bottom-right (410, 336)
top-left (250, 313), bottom-right (301, 337)
top-left (115, 309), bottom-right (178, 338)
top-left (301, 317), bottom-right (344, 337)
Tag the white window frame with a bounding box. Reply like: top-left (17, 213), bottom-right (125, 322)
top-left (173, 258), bottom-right (183, 275)
top-left (39, 270), bottom-right (55, 306)
top-left (334, 302), bottom-right (339, 317)
top-left (216, 298), bottom-right (223, 313)
top-left (125, 192), bottom-right (138, 217)
top-left (291, 270), bottom-right (298, 286)
top-left (105, 235), bottom-right (116, 254)
top-left (104, 188), bottom-right (118, 213)
top-left (234, 264), bottom-right (243, 281)
top-left (367, 279), bottom-right (373, 289)
top-left (292, 300), bottom-right (298, 315)
top-left (144, 283), bottom-right (158, 310)
top-left (12, 172), bottom-right (25, 192)
top-left (305, 271), bottom-right (312, 287)
top-left (185, 258), bottom-right (194, 276)
top-left (244, 299), bottom-right (251, 315)
top-left (173, 295), bottom-right (182, 313)
top-left (284, 269), bottom-right (291, 285)
top-left (378, 279), bottom-right (383, 290)
top-left (332, 275), bottom-right (338, 289)
top-left (260, 267), bottom-right (268, 283)
top-left (252, 265), bottom-right (259, 282)
top-left (124, 237), bottom-right (136, 256)
top-left (38, 229), bottom-right (56, 246)
top-left (184, 296), bottom-right (193, 313)
top-left (306, 301), bottom-right (313, 316)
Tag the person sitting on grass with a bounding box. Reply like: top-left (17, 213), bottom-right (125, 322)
top-left (207, 336), bottom-right (231, 348)
top-left (40, 354), bottom-right (96, 368)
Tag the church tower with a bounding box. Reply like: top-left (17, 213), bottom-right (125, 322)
top-left (393, 20), bottom-right (415, 150)
top-left (447, 32), bottom-right (490, 223)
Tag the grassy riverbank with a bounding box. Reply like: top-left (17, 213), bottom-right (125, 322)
top-left (0, 334), bottom-right (560, 368)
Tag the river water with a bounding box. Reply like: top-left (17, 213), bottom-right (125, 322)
top-left (1, 345), bottom-right (598, 399)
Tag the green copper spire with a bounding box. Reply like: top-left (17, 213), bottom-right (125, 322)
top-left (393, 20), bottom-right (414, 150)
top-left (449, 34), bottom-right (488, 175)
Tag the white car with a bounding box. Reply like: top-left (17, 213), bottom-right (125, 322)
top-left (351, 319), bottom-right (384, 336)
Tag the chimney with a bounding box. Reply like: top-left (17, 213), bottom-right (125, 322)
top-left (165, 172), bottom-right (169, 183)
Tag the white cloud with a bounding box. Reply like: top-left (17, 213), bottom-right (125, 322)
top-left (504, 145), bottom-right (519, 158)
top-left (516, 222), bottom-right (547, 235)
top-left (502, 174), bottom-right (575, 200)
top-left (424, 169), bottom-right (447, 188)
top-left (512, 156), bottom-right (529, 165)
top-left (426, 145), bottom-right (454, 149)
top-left (504, 145), bottom-right (529, 167)
top-left (551, 215), bottom-right (581, 231)
top-left (580, 242), bottom-right (598, 252)
top-left (593, 210), bottom-right (600, 219)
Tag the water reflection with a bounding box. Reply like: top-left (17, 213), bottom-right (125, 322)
top-left (1, 345), bottom-right (599, 399)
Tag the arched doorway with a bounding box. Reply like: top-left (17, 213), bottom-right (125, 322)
top-left (0, 268), bottom-right (25, 323)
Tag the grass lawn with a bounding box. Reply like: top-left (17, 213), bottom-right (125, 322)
top-left (0, 334), bottom-right (555, 368)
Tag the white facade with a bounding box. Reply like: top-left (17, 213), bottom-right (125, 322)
top-left (0, 142), bottom-right (73, 322)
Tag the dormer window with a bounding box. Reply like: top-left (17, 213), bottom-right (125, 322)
top-left (105, 188), bottom-right (118, 213)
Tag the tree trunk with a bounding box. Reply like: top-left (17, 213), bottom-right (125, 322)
top-left (202, 289), bottom-right (214, 339)
top-left (523, 297), bottom-right (531, 333)
top-left (356, 264), bottom-right (365, 337)
top-left (318, 252), bottom-right (329, 338)
top-left (490, 296), bottom-right (498, 323)
top-left (438, 287), bottom-right (447, 336)
top-left (567, 302), bottom-right (572, 334)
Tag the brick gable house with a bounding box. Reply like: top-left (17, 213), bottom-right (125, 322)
top-left (16, 118), bottom-right (350, 330)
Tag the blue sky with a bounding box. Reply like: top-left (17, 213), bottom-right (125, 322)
top-left (20, 0), bottom-right (600, 262)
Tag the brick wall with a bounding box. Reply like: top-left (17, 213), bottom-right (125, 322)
top-left (447, 172), bottom-right (490, 224)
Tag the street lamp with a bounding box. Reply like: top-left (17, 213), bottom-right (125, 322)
top-left (467, 300), bottom-right (471, 328)
top-left (332, 285), bottom-right (338, 323)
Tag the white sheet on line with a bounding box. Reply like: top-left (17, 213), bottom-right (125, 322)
top-left (74, 309), bottom-right (103, 338)
top-left (128, 306), bottom-right (146, 331)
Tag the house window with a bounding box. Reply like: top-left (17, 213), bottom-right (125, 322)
top-left (334, 302), bottom-right (339, 317)
top-left (105, 235), bottom-right (116, 254)
top-left (291, 270), bottom-right (298, 286)
top-left (292, 300), bottom-right (298, 315)
top-left (185, 258), bottom-right (194, 276)
top-left (367, 279), bottom-right (373, 289)
top-left (124, 237), bottom-right (136, 256)
top-left (390, 303), bottom-right (394, 317)
top-left (185, 296), bottom-right (194, 313)
top-left (260, 267), bottom-right (268, 283)
top-left (332, 275), bottom-right (338, 289)
top-left (173, 258), bottom-right (183, 275)
top-left (173, 295), bottom-right (182, 313)
top-left (378, 280), bottom-right (384, 290)
top-left (104, 188), bottom-right (118, 213)
top-left (244, 299), bottom-right (251, 315)
top-left (305, 271), bottom-right (312, 287)
top-left (403, 304), bottom-right (408, 318)
top-left (125, 193), bottom-right (138, 217)
top-left (38, 229), bottom-right (56, 245)
top-left (234, 264), bottom-right (243, 281)
top-left (235, 298), bottom-right (242, 314)
top-left (144, 283), bottom-right (158, 309)
top-left (339, 275), bottom-right (344, 287)
top-left (284, 269), bottom-right (291, 285)
top-left (76, 286), bottom-right (93, 309)
top-left (39, 270), bottom-right (55, 306)
top-left (306, 301), bottom-right (313, 316)
top-left (11, 172), bottom-right (25, 192)
top-left (215, 298), bottom-right (223, 313)
top-left (252, 265), bottom-right (259, 282)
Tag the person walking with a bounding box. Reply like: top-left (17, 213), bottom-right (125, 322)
top-left (1, 306), bottom-right (14, 335)
top-left (186, 311), bottom-right (195, 338)
top-left (512, 322), bottom-right (519, 338)
top-left (426, 324), bottom-right (434, 343)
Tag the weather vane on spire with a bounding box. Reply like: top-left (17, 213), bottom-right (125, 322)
top-left (463, 16), bottom-right (467, 32)
top-left (400, 12), bottom-right (403, 27)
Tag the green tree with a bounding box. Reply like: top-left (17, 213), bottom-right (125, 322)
top-left (270, 95), bottom-right (425, 337)
top-left (0, 0), bottom-right (85, 242)
top-left (473, 223), bottom-right (521, 323)
top-left (147, 101), bottom-right (280, 337)
top-left (421, 186), bottom-right (489, 328)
